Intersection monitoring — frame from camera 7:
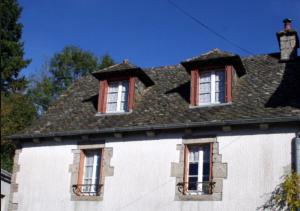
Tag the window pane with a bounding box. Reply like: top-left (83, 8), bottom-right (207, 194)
top-left (215, 70), bottom-right (225, 103)
top-left (200, 94), bottom-right (211, 103)
top-left (189, 163), bottom-right (199, 176)
top-left (121, 81), bottom-right (129, 91)
top-left (107, 102), bottom-right (117, 112)
top-left (188, 177), bottom-right (198, 190)
top-left (120, 101), bottom-right (128, 112)
top-left (200, 72), bottom-right (211, 83)
top-left (108, 82), bottom-right (118, 92)
top-left (107, 93), bottom-right (118, 102)
top-left (200, 82), bottom-right (211, 93)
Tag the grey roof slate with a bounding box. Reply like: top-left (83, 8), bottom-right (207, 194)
top-left (183, 48), bottom-right (236, 62)
top-left (12, 52), bottom-right (300, 139)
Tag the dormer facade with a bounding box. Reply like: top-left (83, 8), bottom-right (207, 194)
top-left (92, 60), bottom-right (154, 114)
top-left (181, 49), bottom-right (246, 107)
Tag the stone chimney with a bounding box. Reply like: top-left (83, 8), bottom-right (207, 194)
top-left (276, 18), bottom-right (299, 61)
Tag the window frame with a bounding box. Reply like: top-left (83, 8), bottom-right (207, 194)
top-left (98, 77), bottom-right (135, 114)
top-left (77, 148), bottom-right (104, 196)
top-left (183, 143), bottom-right (213, 195)
top-left (190, 65), bottom-right (232, 106)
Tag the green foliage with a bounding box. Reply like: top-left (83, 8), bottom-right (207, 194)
top-left (28, 47), bottom-right (115, 113)
top-left (282, 172), bottom-right (300, 210)
top-left (259, 172), bottom-right (300, 211)
top-left (98, 53), bottom-right (115, 69)
top-left (0, 0), bottom-right (31, 93)
top-left (49, 45), bottom-right (99, 97)
top-left (1, 93), bottom-right (37, 171)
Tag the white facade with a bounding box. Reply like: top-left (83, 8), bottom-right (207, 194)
top-left (14, 128), bottom-right (296, 211)
top-left (1, 170), bottom-right (11, 211)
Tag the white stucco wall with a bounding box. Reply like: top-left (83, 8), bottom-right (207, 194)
top-left (15, 129), bottom-right (296, 211)
top-left (1, 178), bottom-right (11, 211)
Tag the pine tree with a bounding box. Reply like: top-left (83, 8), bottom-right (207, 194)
top-left (0, 0), bottom-right (31, 92)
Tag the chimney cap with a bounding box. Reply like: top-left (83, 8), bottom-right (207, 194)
top-left (283, 18), bottom-right (292, 24)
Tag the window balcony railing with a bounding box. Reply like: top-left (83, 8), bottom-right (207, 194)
top-left (177, 181), bottom-right (215, 195)
top-left (72, 184), bottom-right (103, 196)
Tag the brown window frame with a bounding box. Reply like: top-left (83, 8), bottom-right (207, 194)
top-left (190, 66), bottom-right (232, 106)
top-left (98, 77), bottom-right (135, 113)
top-left (183, 143), bottom-right (213, 195)
top-left (76, 148), bottom-right (104, 196)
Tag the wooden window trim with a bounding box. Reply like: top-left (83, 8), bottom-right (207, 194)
top-left (183, 143), bottom-right (213, 195)
top-left (191, 66), bottom-right (233, 106)
top-left (77, 149), bottom-right (104, 193)
top-left (98, 77), bottom-right (135, 113)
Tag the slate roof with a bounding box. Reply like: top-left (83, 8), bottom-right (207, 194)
top-left (92, 60), bottom-right (138, 74)
top-left (11, 52), bottom-right (300, 139)
top-left (182, 48), bottom-right (236, 62)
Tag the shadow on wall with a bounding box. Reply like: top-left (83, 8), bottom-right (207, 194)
top-left (257, 137), bottom-right (300, 211)
top-left (265, 57), bottom-right (300, 109)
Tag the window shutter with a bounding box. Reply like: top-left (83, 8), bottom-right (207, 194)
top-left (98, 80), bottom-right (108, 113)
top-left (128, 77), bottom-right (135, 111)
top-left (225, 66), bottom-right (232, 103)
top-left (77, 150), bottom-right (85, 185)
top-left (190, 70), bottom-right (199, 106)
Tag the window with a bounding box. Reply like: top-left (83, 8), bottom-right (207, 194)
top-left (184, 144), bottom-right (212, 195)
top-left (77, 149), bottom-right (102, 196)
top-left (106, 81), bottom-right (129, 113)
top-left (98, 78), bottom-right (135, 114)
top-left (190, 66), bottom-right (232, 106)
top-left (199, 70), bottom-right (225, 104)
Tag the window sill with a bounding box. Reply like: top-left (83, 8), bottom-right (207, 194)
top-left (71, 195), bottom-right (103, 201)
top-left (175, 193), bottom-right (222, 201)
top-left (95, 111), bottom-right (132, 116)
top-left (189, 102), bottom-right (232, 109)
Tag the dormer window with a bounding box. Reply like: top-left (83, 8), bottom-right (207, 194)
top-left (181, 49), bottom-right (245, 107)
top-left (191, 67), bottom-right (232, 106)
top-left (106, 80), bottom-right (129, 113)
top-left (199, 70), bottom-right (225, 105)
top-left (92, 59), bottom-right (154, 115)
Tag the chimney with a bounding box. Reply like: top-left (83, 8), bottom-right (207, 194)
top-left (276, 18), bottom-right (299, 61)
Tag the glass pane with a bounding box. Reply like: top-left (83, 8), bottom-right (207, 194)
top-left (202, 163), bottom-right (210, 182)
top-left (107, 93), bottom-right (118, 102)
top-left (215, 91), bottom-right (225, 103)
top-left (200, 82), bottom-right (211, 94)
top-left (107, 102), bottom-right (117, 112)
top-left (200, 72), bottom-right (211, 83)
top-left (189, 147), bottom-right (199, 162)
top-left (121, 91), bottom-right (128, 101)
top-left (188, 177), bottom-right (198, 190)
top-left (108, 82), bottom-right (118, 92)
top-left (200, 94), bottom-right (211, 103)
top-left (189, 163), bottom-right (198, 176)
top-left (121, 81), bottom-right (129, 91)
top-left (120, 102), bottom-right (128, 112)
top-left (85, 154), bottom-right (94, 165)
top-left (215, 70), bottom-right (225, 81)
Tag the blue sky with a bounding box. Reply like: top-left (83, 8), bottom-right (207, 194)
top-left (19, 0), bottom-right (300, 76)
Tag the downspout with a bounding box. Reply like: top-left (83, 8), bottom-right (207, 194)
top-left (295, 132), bottom-right (300, 174)
top-left (294, 132), bottom-right (300, 211)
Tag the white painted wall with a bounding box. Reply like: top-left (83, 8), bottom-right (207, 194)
top-left (15, 129), bottom-right (296, 211)
top-left (1, 178), bottom-right (11, 211)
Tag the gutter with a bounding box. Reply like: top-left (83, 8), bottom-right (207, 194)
top-left (9, 116), bottom-right (300, 140)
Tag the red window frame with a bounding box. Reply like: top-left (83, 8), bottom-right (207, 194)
top-left (190, 66), bottom-right (232, 106)
top-left (183, 143), bottom-right (213, 195)
top-left (77, 148), bottom-right (104, 195)
top-left (98, 77), bottom-right (135, 113)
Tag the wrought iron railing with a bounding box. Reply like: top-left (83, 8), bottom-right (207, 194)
top-left (72, 184), bottom-right (103, 196)
top-left (177, 181), bottom-right (215, 195)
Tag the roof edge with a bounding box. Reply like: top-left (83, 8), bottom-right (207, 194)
top-left (9, 116), bottom-right (300, 140)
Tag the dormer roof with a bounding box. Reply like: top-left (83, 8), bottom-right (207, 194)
top-left (181, 48), bottom-right (246, 77)
top-left (92, 60), bottom-right (154, 87)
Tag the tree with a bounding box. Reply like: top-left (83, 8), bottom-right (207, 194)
top-left (0, 0), bottom-right (31, 93)
top-left (1, 93), bottom-right (36, 171)
top-left (28, 46), bottom-right (115, 113)
top-left (49, 45), bottom-right (99, 97)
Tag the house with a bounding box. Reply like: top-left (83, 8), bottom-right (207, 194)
top-left (8, 19), bottom-right (300, 211)
top-left (1, 169), bottom-right (12, 211)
